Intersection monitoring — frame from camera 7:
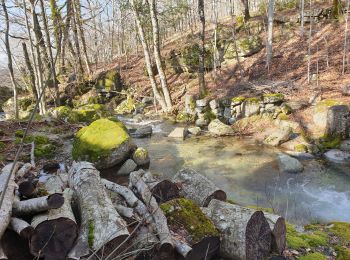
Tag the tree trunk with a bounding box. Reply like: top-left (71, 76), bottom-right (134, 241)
top-left (241, 0), bottom-right (250, 20)
top-left (130, 0), bottom-right (167, 111)
top-left (264, 212), bottom-right (286, 254)
top-left (198, 0), bottom-right (207, 97)
top-left (60, 0), bottom-right (73, 73)
top-left (22, 42), bottom-right (38, 100)
top-left (0, 164), bottom-right (20, 241)
top-left (71, 2), bottom-right (84, 77)
top-left (148, 0), bottom-right (172, 110)
top-left (1, 0), bottom-right (18, 119)
top-left (173, 168), bottom-right (226, 207)
top-left (68, 162), bottom-right (129, 258)
top-left (266, 0), bottom-right (274, 71)
top-left (30, 188), bottom-right (78, 260)
top-left (9, 218), bottom-right (34, 240)
top-left (203, 199), bottom-right (272, 260)
top-left (129, 170), bottom-right (174, 252)
top-left (49, 0), bottom-right (63, 66)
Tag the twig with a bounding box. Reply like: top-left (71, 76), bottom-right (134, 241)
top-left (30, 141), bottom-right (35, 167)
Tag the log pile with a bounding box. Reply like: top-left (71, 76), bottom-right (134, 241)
top-left (0, 161), bottom-right (286, 260)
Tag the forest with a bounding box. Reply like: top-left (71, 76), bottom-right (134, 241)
top-left (0, 0), bottom-right (350, 259)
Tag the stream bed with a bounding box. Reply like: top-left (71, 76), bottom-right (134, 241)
top-left (120, 116), bottom-right (350, 225)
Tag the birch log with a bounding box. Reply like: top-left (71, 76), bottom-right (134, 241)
top-left (10, 217), bottom-right (34, 240)
top-left (173, 168), bottom-right (226, 206)
top-left (30, 188), bottom-right (77, 260)
top-left (0, 163), bottom-right (20, 241)
top-left (129, 170), bottom-right (174, 252)
top-left (68, 162), bottom-right (129, 258)
top-left (203, 199), bottom-right (271, 260)
top-left (12, 194), bottom-right (64, 216)
top-left (264, 212), bottom-right (286, 254)
top-left (0, 244), bottom-right (6, 260)
top-left (142, 171), bottom-right (180, 203)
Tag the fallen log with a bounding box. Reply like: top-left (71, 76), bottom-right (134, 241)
top-left (0, 163), bottom-right (20, 241)
top-left (161, 198), bottom-right (220, 260)
top-left (264, 212), bottom-right (286, 254)
top-left (202, 199), bottom-right (271, 260)
top-left (68, 162), bottom-right (129, 258)
top-left (129, 170), bottom-right (174, 252)
top-left (30, 188), bottom-right (78, 260)
top-left (9, 217), bottom-right (34, 240)
top-left (142, 171), bottom-right (180, 203)
top-left (173, 168), bottom-right (226, 207)
top-left (0, 244), bottom-right (6, 260)
top-left (102, 178), bottom-right (138, 207)
top-left (129, 226), bottom-right (158, 259)
top-left (12, 194), bottom-right (64, 216)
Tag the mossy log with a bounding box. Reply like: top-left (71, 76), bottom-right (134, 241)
top-left (129, 170), bottom-right (174, 252)
top-left (9, 218), bottom-right (34, 240)
top-left (203, 199), bottom-right (271, 260)
top-left (0, 163), bottom-right (20, 242)
top-left (12, 194), bottom-right (64, 216)
top-left (264, 212), bottom-right (286, 254)
top-left (142, 171), bottom-right (180, 203)
top-left (30, 188), bottom-right (77, 260)
top-left (161, 198), bottom-right (220, 260)
top-left (173, 168), bottom-right (226, 207)
top-left (68, 162), bottom-right (129, 259)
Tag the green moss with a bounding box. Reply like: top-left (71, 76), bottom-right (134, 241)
top-left (73, 104), bottom-right (110, 123)
top-left (314, 99), bottom-right (345, 113)
top-left (299, 252), bottom-right (327, 260)
top-left (329, 222), bottom-right (350, 244)
top-left (176, 112), bottom-right (196, 123)
top-left (295, 144), bottom-right (308, 153)
top-left (133, 147), bottom-right (148, 161)
top-left (335, 246), bottom-right (350, 260)
top-left (319, 134), bottom-right (342, 150)
top-left (181, 43), bottom-right (213, 73)
top-left (52, 106), bottom-right (79, 123)
top-left (263, 93), bottom-right (285, 99)
top-left (231, 96), bottom-right (246, 103)
top-left (160, 198), bottom-right (219, 244)
top-left (246, 97), bottom-right (261, 104)
top-left (88, 220), bottom-right (94, 248)
top-left (278, 113), bottom-right (289, 120)
top-left (34, 144), bottom-right (56, 158)
top-left (15, 129), bottom-right (25, 137)
top-left (72, 118), bottom-right (129, 163)
top-left (114, 96), bottom-right (135, 114)
top-left (204, 110), bottom-right (217, 122)
top-left (0, 141), bottom-right (5, 151)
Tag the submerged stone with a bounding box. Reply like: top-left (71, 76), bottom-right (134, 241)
top-left (72, 118), bottom-right (135, 169)
top-left (278, 153), bottom-right (304, 174)
top-left (324, 149), bottom-right (350, 164)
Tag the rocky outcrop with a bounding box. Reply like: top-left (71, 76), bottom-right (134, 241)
top-left (208, 119), bottom-right (234, 136)
top-left (72, 118), bottom-right (136, 169)
top-left (325, 105), bottom-right (350, 139)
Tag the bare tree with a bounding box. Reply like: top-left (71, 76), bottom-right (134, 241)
top-left (1, 0), bottom-right (18, 119)
top-left (198, 0), bottom-right (207, 97)
top-left (343, 0), bottom-right (350, 74)
top-left (266, 0), bottom-right (274, 71)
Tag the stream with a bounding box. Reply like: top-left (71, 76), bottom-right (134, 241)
top-left (119, 116), bottom-right (350, 225)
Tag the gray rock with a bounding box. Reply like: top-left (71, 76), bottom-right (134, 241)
top-left (132, 147), bottom-right (150, 166)
top-left (228, 117), bottom-right (237, 125)
top-left (224, 107), bottom-right (232, 119)
top-left (263, 94), bottom-right (284, 104)
top-left (188, 126), bottom-right (201, 136)
top-left (340, 140), bottom-right (350, 152)
top-left (208, 119), bottom-right (235, 136)
top-left (196, 118), bottom-right (209, 127)
top-left (141, 96), bottom-right (154, 104)
top-left (117, 159), bottom-right (137, 176)
top-left (196, 99), bottom-right (208, 107)
top-left (243, 102), bottom-right (260, 117)
top-left (324, 149), bottom-right (350, 164)
top-left (168, 127), bottom-right (186, 139)
top-left (342, 86), bottom-right (350, 96)
top-left (278, 153), bottom-right (304, 174)
top-left (264, 127), bottom-right (292, 147)
top-left (209, 99), bottom-right (219, 109)
top-left (325, 105), bottom-right (350, 139)
top-left (284, 151), bottom-right (315, 160)
top-left (195, 107), bottom-right (205, 113)
top-left (130, 125), bottom-right (152, 138)
top-left (286, 101), bottom-right (308, 111)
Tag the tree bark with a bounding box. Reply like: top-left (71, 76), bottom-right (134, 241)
top-left (1, 0), bottom-right (19, 119)
top-left (9, 218), bottom-right (34, 240)
top-left (60, 0), bottom-right (73, 73)
top-left (198, 0), bottom-right (207, 97)
top-left (0, 164), bottom-right (19, 241)
top-left (129, 170), bottom-right (174, 252)
top-left (130, 0), bottom-right (167, 111)
top-left (203, 199), bottom-right (271, 260)
top-left (266, 0), bottom-right (275, 71)
top-left (68, 162), bottom-right (129, 258)
top-left (22, 42), bottom-right (38, 100)
top-left (148, 0), bottom-right (172, 110)
top-left (264, 212), bottom-right (286, 254)
top-left (173, 168), bottom-right (226, 207)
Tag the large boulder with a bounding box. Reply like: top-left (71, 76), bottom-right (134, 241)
top-left (243, 98), bottom-right (261, 117)
top-left (168, 127), bottom-right (187, 139)
top-left (313, 100), bottom-right (344, 129)
top-left (208, 119), bottom-right (234, 136)
top-left (2, 96), bottom-right (35, 119)
top-left (325, 105), bottom-right (350, 139)
top-left (73, 104), bottom-right (111, 123)
top-left (72, 118), bottom-right (136, 169)
top-left (130, 125), bottom-right (152, 138)
top-left (324, 149), bottom-right (350, 164)
top-left (278, 153), bottom-right (304, 174)
top-left (114, 96), bottom-right (135, 114)
top-left (264, 127), bottom-right (292, 147)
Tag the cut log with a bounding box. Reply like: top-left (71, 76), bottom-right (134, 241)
top-left (202, 199), bottom-right (271, 260)
top-left (12, 194), bottom-right (64, 216)
top-left (173, 168), bottom-right (226, 207)
top-left (161, 198), bottom-right (220, 260)
top-left (264, 212), bottom-right (286, 254)
top-left (30, 188), bottom-right (78, 260)
top-left (15, 163), bottom-right (37, 197)
top-left (10, 217), bottom-right (34, 240)
top-left (0, 163), bottom-right (20, 241)
top-left (129, 170), bottom-right (174, 252)
top-left (15, 163), bottom-right (33, 179)
top-left (142, 171), bottom-right (180, 203)
top-left (68, 162), bottom-right (129, 258)
top-left (0, 244), bottom-right (6, 260)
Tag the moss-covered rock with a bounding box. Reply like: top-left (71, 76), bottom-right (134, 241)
top-left (95, 69), bottom-right (123, 92)
top-left (313, 100), bottom-right (347, 129)
top-left (318, 134), bottom-right (342, 151)
top-left (73, 104), bottom-right (111, 123)
top-left (328, 222), bottom-right (350, 244)
top-left (176, 112), bottom-right (196, 123)
top-left (14, 134), bottom-right (56, 159)
top-left (72, 118), bottom-right (135, 169)
top-left (2, 96), bottom-right (35, 119)
top-left (114, 96), bottom-right (135, 115)
top-left (294, 144), bottom-right (308, 152)
top-left (0, 87), bottom-right (12, 112)
top-left (299, 252), bottom-right (327, 260)
top-left (180, 43), bottom-right (214, 73)
top-left (160, 198), bottom-right (219, 244)
top-left (50, 106), bottom-right (80, 123)
top-left (34, 144), bottom-right (56, 158)
top-left (263, 93), bottom-right (285, 104)
top-left (132, 147), bottom-right (150, 166)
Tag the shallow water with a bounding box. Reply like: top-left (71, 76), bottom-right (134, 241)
top-left (120, 117), bottom-right (350, 225)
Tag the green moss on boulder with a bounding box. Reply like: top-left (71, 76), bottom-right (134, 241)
top-left (328, 222), bottom-right (350, 244)
top-left (72, 118), bottom-right (135, 169)
top-left (295, 144), bottom-right (308, 152)
top-left (114, 96), bottom-right (135, 114)
top-left (73, 104), bottom-right (110, 123)
top-left (176, 112), bottom-right (196, 123)
top-left (299, 252), bottom-right (327, 260)
top-left (161, 198), bottom-right (219, 244)
top-left (51, 106), bottom-right (79, 123)
top-left (132, 147), bottom-right (150, 166)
